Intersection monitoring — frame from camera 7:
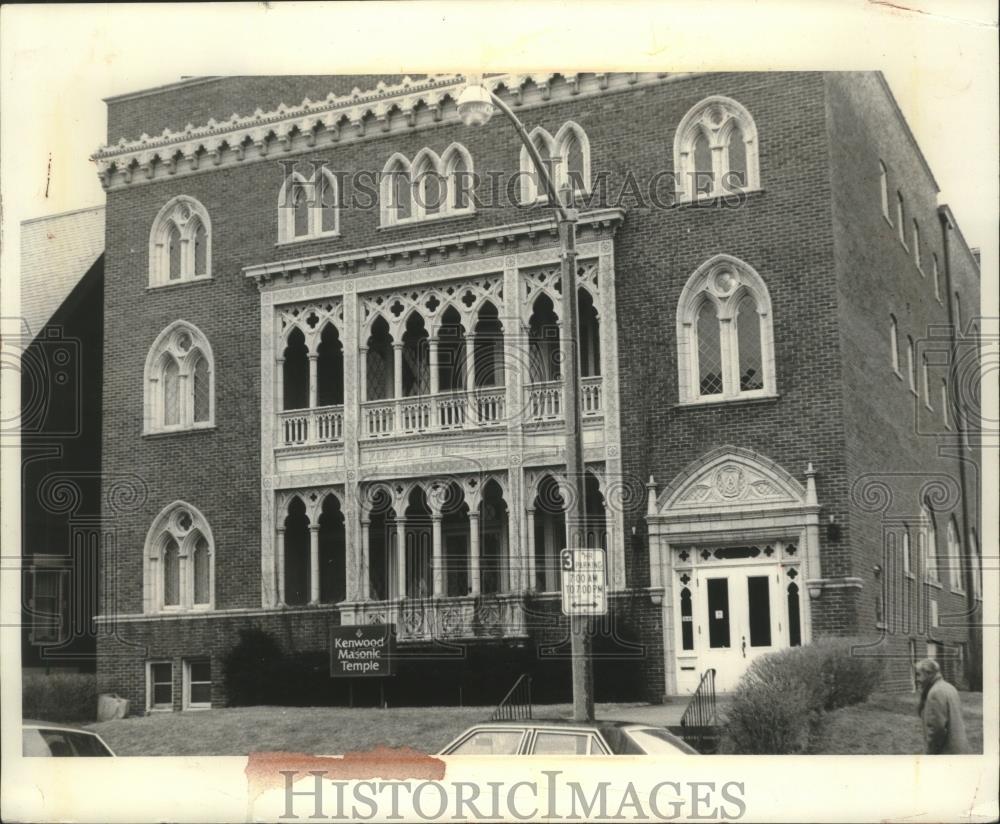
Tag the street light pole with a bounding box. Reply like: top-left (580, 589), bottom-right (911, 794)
top-left (458, 79), bottom-right (594, 721)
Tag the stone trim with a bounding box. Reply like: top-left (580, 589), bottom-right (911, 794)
top-left (92, 73), bottom-right (677, 190)
top-left (244, 208), bottom-right (625, 288)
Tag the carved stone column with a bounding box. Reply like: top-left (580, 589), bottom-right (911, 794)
top-left (395, 519), bottom-right (407, 599)
top-left (309, 524), bottom-right (321, 605)
top-left (431, 515), bottom-right (444, 597)
top-left (276, 527), bottom-right (286, 606)
top-left (469, 512), bottom-right (481, 596)
top-left (526, 507), bottom-right (536, 591)
top-left (360, 518), bottom-right (371, 600)
top-left (308, 353), bottom-right (319, 409)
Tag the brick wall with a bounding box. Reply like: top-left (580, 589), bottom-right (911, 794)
top-left (99, 72), bottom-right (981, 704)
top-left (96, 593), bottom-right (662, 712)
top-left (825, 72), bottom-right (982, 689)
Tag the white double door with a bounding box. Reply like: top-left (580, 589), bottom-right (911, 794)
top-left (697, 565), bottom-right (784, 692)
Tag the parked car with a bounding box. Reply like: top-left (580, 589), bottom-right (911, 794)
top-left (22, 721), bottom-right (115, 757)
top-left (439, 719), bottom-right (698, 756)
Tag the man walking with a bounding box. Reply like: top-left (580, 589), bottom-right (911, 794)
top-left (915, 658), bottom-right (972, 754)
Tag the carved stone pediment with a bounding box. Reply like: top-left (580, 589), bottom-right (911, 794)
top-left (657, 447), bottom-right (806, 515)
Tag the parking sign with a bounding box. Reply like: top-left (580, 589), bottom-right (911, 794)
top-left (560, 548), bottom-right (607, 616)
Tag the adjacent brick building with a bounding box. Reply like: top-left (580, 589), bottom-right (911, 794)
top-left (92, 72), bottom-right (982, 713)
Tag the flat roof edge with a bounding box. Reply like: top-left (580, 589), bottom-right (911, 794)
top-left (103, 76), bottom-right (223, 104)
top-left (21, 204), bottom-right (105, 226)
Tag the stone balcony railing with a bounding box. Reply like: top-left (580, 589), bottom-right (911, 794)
top-left (361, 387), bottom-right (507, 439)
top-left (340, 594), bottom-right (529, 642)
top-left (525, 376), bottom-right (604, 423)
top-left (278, 405), bottom-right (345, 447)
top-left (276, 377), bottom-right (605, 447)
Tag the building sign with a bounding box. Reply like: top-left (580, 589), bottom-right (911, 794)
top-left (560, 548), bottom-right (608, 616)
top-left (329, 625), bottom-right (395, 677)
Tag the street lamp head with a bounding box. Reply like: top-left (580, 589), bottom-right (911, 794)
top-left (457, 81), bottom-right (495, 127)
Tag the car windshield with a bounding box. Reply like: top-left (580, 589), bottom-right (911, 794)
top-left (447, 729), bottom-right (524, 755)
top-left (23, 728), bottom-right (113, 757)
top-left (625, 727), bottom-right (694, 754)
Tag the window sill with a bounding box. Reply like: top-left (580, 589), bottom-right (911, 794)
top-left (904, 571), bottom-right (915, 580)
top-left (924, 578), bottom-right (943, 590)
top-left (182, 704), bottom-right (213, 712)
top-left (379, 210), bottom-right (477, 231)
top-left (147, 276), bottom-right (213, 293)
top-left (909, 387), bottom-right (918, 397)
top-left (674, 392), bottom-right (779, 410)
top-left (276, 230), bottom-right (341, 247)
top-left (143, 424), bottom-right (217, 439)
top-left (673, 187), bottom-right (765, 209)
top-left (882, 214), bottom-right (893, 229)
top-left (893, 369), bottom-right (903, 381)
top-left (147, 707), bottom-right (174, 714)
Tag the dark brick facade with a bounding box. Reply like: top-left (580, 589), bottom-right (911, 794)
top-left (97, 72), bottom-right (981, 713)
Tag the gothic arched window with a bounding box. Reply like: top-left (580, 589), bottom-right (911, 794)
top-left (144, 321), bottom-right (215, 433)
top-left (946, 518), bottom-right (963, 592)
top-left (144, 502), bottom-right (214, 613)
top-left (674, 97), bottom-right (760, 203)
top-left (149, 196), bottom-right (212, 286)
top-left (278, 167), bottom-right (340, 243)
top-left (677, 255), bottom-right (775, 403)
top-left (519, 122), bottom-right (591, 203)
top-left (380, 145), bottom-right (475, 226)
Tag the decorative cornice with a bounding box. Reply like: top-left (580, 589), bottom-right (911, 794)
top-left (91, 72), bottom-right (676, 190)
top-left (243, 207), bottom-right (626, 289)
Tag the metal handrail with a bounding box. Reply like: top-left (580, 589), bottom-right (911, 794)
top-left (490, 674), bottom-right (532, 721)
top-left (679, 667), bottom-right (718, 745)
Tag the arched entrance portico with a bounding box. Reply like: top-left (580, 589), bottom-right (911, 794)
top-left (647, 447), bottom-right (821, 693)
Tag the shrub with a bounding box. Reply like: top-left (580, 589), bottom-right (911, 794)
top-left (22, 673), bottom-right (97, 723)
top-left (813, 637), bottom-right (884, 710)
top-left (721, 637), bottom-right (884, 754)
top-left (223, 627), bottom-right (284, 706)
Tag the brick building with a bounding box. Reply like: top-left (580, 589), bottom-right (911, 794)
top-left (91, 72), bottom-right (982, 713)
top-left (20, 206), bottom-right (105, 673)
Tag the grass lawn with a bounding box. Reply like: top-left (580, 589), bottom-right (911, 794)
top-left (809, 691), bottom-right (984, 754)
top-left (83, 701), bottom-right (655, 757)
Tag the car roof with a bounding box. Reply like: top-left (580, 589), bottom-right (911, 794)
top-left (477, 718), bottom-right (654, 729)
top-left (23, 720), bottom-right (99, 734)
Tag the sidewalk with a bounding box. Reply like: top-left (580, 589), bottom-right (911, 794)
top-left (535, 697), bottom-right (731, 727)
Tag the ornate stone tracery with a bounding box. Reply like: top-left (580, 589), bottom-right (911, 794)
top-left (360, 274), bottom-right (503, 340)
top-left (278, 299), bottom-right (345, 351)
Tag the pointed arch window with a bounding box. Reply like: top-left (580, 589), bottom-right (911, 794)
top-left (149, 196), bottom-right (212, 286)
top-left (921, 503), bottom-right (938, 584)
top-left (896, 192), bottom-right (907, 246)
top-left (677, 255), bottom-right (776, 403)
top-left (946, 518), bottom-right (963, 592)
top-left (912, 220), bottom-right (922, 270)
top-left (674, 96), bottom-right (760, 203)
top-left (519, 122), bottom-right (591, 203)
top-left (380, 144), bottom-right (475, 226)
top-left (906, 336), bottom-right (916, 394)
top-left (278, 167), bottom-right (340, 243)
top-left (879, 161), bottom-right (891, 222)
top-left (144, 502), bottom-right (215, 613)
top-left (921, 354), bottom-right (932, 409)
top-left (144, 321), bottom-right (215, 434)
top-left (969, 530), bottom-right (981, 600)
top-left (890, 315), bottom-right (900, 374)
top-left (932, 254), bottom-right (941, 301)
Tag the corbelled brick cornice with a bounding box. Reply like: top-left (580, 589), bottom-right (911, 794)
top-left (92, 72), bottom-right (676, 190)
